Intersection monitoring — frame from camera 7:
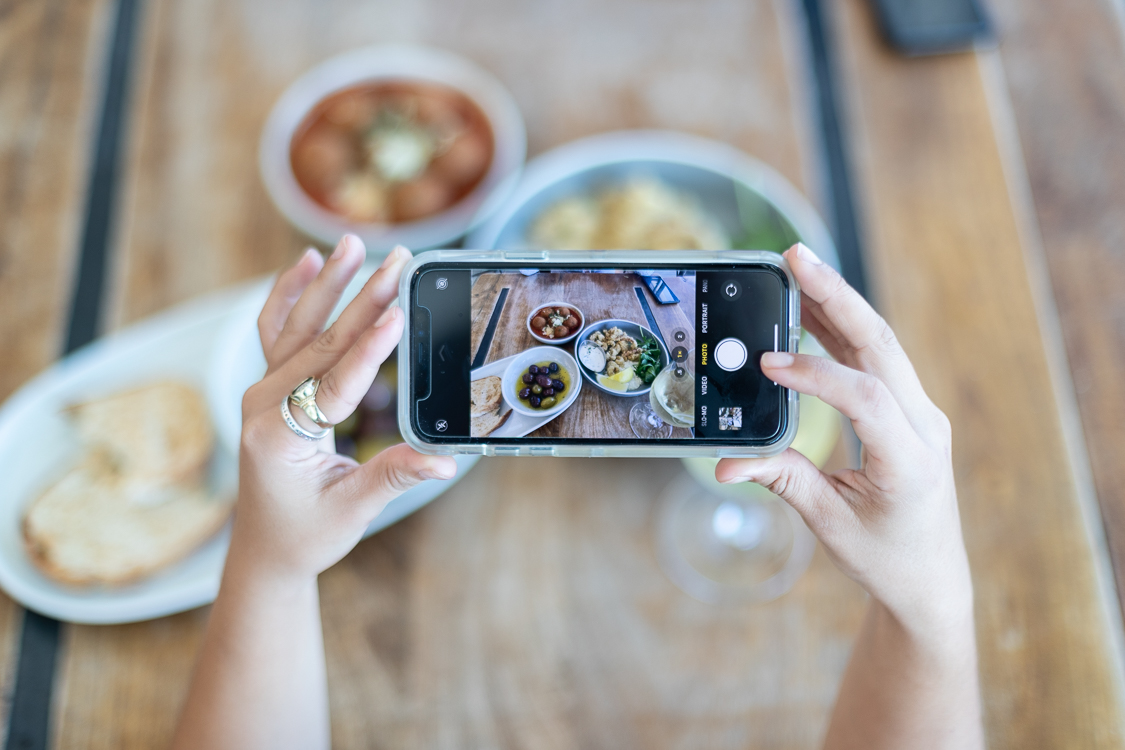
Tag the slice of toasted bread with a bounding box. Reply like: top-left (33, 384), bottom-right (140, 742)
top-left (66, 382), bottom-right (213, 486)
top-left (470, 376), bottom-right (503, 417)
top-left (471, 407), bottom-right (511, 438)
top-left (23, 461), bottom-right (232, 586)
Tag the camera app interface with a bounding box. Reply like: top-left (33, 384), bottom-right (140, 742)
top-left (414, 266), bottom-right (787, 443)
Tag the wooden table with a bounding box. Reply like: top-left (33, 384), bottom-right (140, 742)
top-left (2, 0), bottom-right (1125, 747)
top-left (470, 271), bottom-right (696, 439)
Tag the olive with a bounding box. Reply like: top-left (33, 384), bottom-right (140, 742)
top-left (548, 362), bottom-right (559, 373)
top-left (540, 396), bottom-right (557, 409)
top-left (531, 384), bottom-right (543, 395)
top-left (542, 387), bottom-right (555, 397)
top-left (536, 374), bottom-right (551, 388)
top-left (528, 364), bottom-right (539, 375)
top-left (529, 395), bottom-right (541, 408)
top-left (552, 379), bottom-right (565, 391)
top-left (522, 373), bottom-right (534, 384)
top-left (518, 387), bottom-right (531, 399)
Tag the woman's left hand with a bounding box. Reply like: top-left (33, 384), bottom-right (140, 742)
top-left (233, 235), bottom-right (456, 582)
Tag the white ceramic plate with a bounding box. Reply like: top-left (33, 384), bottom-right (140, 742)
top-left (0, 274), bottom-right (477, 624)
top-left (499, 346), bottom-right (581, 419)
top-left (465, 129), bottom-right (839, 270)
top-left (470, 353), bottom-right (578, 438)
top-left (260, 45), bottom-right (526, 254)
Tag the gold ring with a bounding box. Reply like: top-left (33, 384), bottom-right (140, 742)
top-left (289, 377), bottom-right (332, 428)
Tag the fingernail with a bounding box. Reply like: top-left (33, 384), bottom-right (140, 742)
top-left (761, 352), bottom-right (794, 368)
top-left (379, 246), bottom-right (400, 270)
top-left (330, 238), bottom-right (348, 260)
top-left (374, 306), bottom-right (400, 328)
top-left (298, 247), bottom-right (318, 266)
top-left (796, 243), bottom-right (823, 265)
top-left (718, 475), bottom-right (745, 484)
top-left (422, 463), bottom-right (456, 481)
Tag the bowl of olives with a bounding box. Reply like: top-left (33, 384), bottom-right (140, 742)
top-left (501, 346), bottom-right (582, 418)
top-left (526, 302), bottom-right (584, 345)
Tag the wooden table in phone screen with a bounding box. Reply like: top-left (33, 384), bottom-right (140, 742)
top-left (471, 271), bottom-right (695, 439)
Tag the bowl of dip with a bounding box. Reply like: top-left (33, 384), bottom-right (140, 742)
top-left (260, 45), bottom-right (526, 255)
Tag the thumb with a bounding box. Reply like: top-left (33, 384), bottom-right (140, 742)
top-left (715, 449), bottom-right (840, 529)
top-left (341, 443), bottom-right (457, 519)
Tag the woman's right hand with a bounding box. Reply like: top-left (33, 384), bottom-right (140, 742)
top-left (716, 244), bottom-right (973, 642)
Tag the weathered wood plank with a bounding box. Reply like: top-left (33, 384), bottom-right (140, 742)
top-left (52, 610), bottom-right (209, 749)
top-left (986, 0), bottom-right (1125, 621)
top-left (832, 0), bottom-right (1125, 745)
top-left (0, 0), bottom-right (110, 399)
top-left (0, 0), bottom-right (114, 739)
top-left (319, 451), bottom-right (860, 750)
top-left (471, 272), bottom-right (694, 440)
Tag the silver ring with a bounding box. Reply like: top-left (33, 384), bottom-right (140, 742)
top-left (281, 397), bottom-right (331, 441)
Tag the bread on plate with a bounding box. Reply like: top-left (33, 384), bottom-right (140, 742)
top-left (65, 382), bottom-right (213, 486)
top-left (23, 459), bottom-right (230, 585)
top-left (471, 408), bottom-right (510, 438)
top-left (470, 376), bottom-right (503, 417)
top-left (24, 381), bottom-right (231, 586)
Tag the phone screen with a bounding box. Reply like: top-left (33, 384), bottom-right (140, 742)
top-left (410, 263), bottom-right (790, 446)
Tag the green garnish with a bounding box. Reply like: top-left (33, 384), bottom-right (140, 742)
top-left (635, 334), bottom-right (662, 384)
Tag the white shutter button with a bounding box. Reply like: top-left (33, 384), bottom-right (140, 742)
top-left (715, 338), bottom-right (748, 371)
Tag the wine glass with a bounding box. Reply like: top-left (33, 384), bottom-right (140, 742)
top-left (656, 473), bottom-right (817, 604)
top-left (656, 336), bottom-right (842, 604)
top-left (629, 363), bottom-right (693, 439)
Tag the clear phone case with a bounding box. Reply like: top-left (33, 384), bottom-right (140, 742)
top-left (397, 249), bottom-right (800, 458)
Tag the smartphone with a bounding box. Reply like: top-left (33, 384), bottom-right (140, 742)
top-left (869, 0), bottom-right (994, 56)
top-left (398, 250), bottom-right (800, 458)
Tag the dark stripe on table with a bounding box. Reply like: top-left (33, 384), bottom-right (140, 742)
top-left (800, 0), bottom-right (869, 298)
top-left (6, 0), bottom-right (142, 748)
top-left (471, 287), bottom-right (509, 369)
top-left (633, 286), bottom-right (669, 352)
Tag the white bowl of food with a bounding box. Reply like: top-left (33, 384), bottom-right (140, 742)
top-left (576, 319), bottom-right (669, 397)
top-left (526, 301), bottom-right (584, 345)
top-left (260, 45), bottom-right (526, 255)
top-left (500, 347), bottom-right (581, 418)
top-left (465, 129), bottom-right (838, 269)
